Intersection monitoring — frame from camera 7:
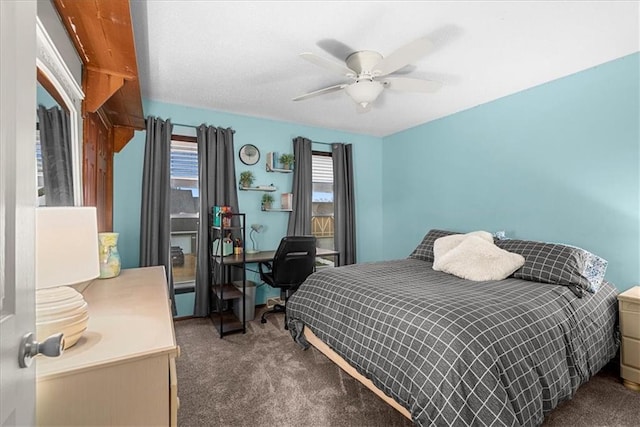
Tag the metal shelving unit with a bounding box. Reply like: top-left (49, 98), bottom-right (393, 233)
top-left (209, 211), bottom-right (247, 337)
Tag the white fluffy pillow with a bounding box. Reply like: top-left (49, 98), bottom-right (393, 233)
top-left (433, 230), bottom-right (494, 261)
top-left (433, 235), bottom-right (525, 281)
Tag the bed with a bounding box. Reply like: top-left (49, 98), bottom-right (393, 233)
top-left (286, 230), bottom-right (619, 426)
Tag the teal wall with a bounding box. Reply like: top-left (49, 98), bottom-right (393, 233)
top-left (114, 100), bottom-right (383, 306)
top-left (115, 53), bottom-right (639, 311)
top-left (382, 53), bottom-right (639, 291)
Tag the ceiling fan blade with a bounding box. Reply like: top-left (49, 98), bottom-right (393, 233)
top-left (383, 77), bottom-right (442, 93)
top-left (317, 39), bottom-right (356, 62)
top-left (299, 52), bottom-right (356, 77)
top-left (292, 84), bottom-right (347, 101)
top-left (373, 37), bottom-right (434, 77)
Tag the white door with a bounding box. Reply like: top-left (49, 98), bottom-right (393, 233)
top-left (0, 1), bottom-right (38, 426)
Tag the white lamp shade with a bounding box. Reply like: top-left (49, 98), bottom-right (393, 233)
top-left (345, 80), bottom-right (384, 107)
top-left (36, 207), bottom-right (100, 289)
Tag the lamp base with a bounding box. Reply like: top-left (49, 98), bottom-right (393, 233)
top-left (245, 249), bottom-right (259, 254)
top-left (36, 286), bottom-right (88, 350)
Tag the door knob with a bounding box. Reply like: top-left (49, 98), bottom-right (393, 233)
top-left (18, 332), bottom-right (64, 368)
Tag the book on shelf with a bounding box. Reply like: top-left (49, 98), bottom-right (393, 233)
top-left (266, 151), bottom-right (280, 171)
top-left (281, 192), bottom-right (292, 210)
top-left (212, 205), bottom-right (232, 227)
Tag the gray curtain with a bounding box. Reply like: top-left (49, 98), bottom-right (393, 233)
top-left (37, 105), bottom-right (73, 206)
top-left (140, 116), bottom-right (175, 313)
top-left (333, 143), bottom-right (356, 265)
top-left (287, 137), bottom-right (313, 236)
top-left (194, 125), bottom-right (238, 317)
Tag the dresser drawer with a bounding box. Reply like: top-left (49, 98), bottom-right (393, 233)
top-left (621, 337), bottom-right (640, 369)
top-left (621, 363), bottom-right (640, 385)
top-left (617, 286), bottom-right (640, 391)
top-left (170, 355), bottom-right (179, 427)
top-left (619, 305), bottom-right (640, 339)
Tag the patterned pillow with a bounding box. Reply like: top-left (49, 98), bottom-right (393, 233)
top-left (409, 229), bottom-right (459, 262)
top-left (495, 239), bottom-right (591, 295)
top-left (566, 247), bottom-right (608, 293)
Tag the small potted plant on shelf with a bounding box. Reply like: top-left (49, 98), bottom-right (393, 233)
top-left (261, 193), bottom-right (274, 210)
top-left (279, 153), bottom-right (294, 170)
top-left (239, 171), bottom-right (255, 188)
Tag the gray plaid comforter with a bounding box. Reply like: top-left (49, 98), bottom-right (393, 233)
top-left (286, 259), bottom-right (619, 426)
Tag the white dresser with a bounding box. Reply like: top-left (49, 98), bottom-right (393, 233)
top-left (618, 286), bottom-right (640, 391)
top-left (36, 267), bottom-right (179, 426)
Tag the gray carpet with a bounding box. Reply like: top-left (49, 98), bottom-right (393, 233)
top-left (175, 309), bottom-right (640, 427)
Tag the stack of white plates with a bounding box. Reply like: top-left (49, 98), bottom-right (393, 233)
top-left (36, 286), bottom-right (89, 349)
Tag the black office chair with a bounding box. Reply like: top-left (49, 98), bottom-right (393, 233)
top-left (259, 236), bottom-right (317, 328)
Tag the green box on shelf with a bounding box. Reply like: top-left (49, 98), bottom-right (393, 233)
top-left (212, 238), bottom-right (234, 256)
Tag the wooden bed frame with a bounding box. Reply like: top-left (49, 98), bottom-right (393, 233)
top-left (303, 327), bottom-right (412, 421)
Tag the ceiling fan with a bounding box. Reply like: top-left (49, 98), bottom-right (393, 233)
top-left (293, 36), bottom-right (442, 112)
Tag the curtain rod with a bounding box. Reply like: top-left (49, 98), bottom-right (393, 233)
top-left (144, 118), bottom-right (235, 133)
top-left (144, 118), bottom-right (197, 129)
top-left (173, 122), bottom-right (236, 134)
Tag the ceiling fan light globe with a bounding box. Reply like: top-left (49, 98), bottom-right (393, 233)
top-left (345, 81), bottom-right (384, 106)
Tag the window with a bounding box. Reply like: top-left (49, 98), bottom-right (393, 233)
top-left (35, 128), bottom-right (44, 206)
top-left (170, 139), bottom-right (199, 201)
top-left (312, 152), bottom-right (334, 265)
top-left (170, 137), bottom-right (199, 287)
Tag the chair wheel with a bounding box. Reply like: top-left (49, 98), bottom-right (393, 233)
top-left (261, 318), bottom-right (267, 324)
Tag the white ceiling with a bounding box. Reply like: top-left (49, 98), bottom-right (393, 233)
top-left (130, 1), bottom-right (639, 137)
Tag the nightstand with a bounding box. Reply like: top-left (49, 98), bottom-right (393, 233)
top-left (618, 286), bottom-right (640, 391)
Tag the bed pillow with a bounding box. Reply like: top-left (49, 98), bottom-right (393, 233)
top-left (499, 234), bottom-right (608, 293)
top-left (495, 239), bottom-right (591, 294)
top-left (433, 236), bottom-right (525, 281)
top-left (409, 229), bottom-right (459, 262)
top-left (581, 252), bottom-right (608, 293)
top-left (433, 231), bottom-right (494, 261)
top-left (557, 245), bottom-right (608, 293)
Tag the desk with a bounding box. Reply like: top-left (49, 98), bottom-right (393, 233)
top-left (210, 247), bottom-right (340, 336)
top-left (213, 247), bottom-right (340, 266)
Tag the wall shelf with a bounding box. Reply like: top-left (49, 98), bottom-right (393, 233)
top-left (265, 165), bottom-right (293, 173)
top-left (265, 152), bottom-right (293, 173)
top-left (262, 208), bottom-right (293, 212)
top-left (239, 186), bottom-right (277, 192)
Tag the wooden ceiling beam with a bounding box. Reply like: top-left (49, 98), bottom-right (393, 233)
top-left (53, 0), bottom-right (145, 133)
top-left (53, 0), bottom-right (139, 77)
top-left (84, 69), bottom-right (125, 114)
top-left (113, 126), bottom-right (136, 153)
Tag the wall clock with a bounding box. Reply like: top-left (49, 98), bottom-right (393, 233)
top-left (239, 144), bottom-right (260, 165)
